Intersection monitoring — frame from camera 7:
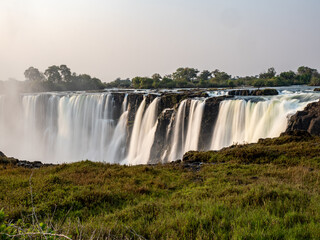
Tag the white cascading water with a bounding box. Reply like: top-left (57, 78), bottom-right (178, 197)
top-left (0, 89), bottom-right (319, 164)
top-left (167, 99), bottom-right (205, 162)
top-left (211, 93), bottom-right (319, 150)
top-left (126, 97), bottom-right (160, 165)
top-left (0, 93), bottom-right (131, 163)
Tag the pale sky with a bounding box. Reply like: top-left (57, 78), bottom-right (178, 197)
top-left (1, 0), bottom-right (320, 82)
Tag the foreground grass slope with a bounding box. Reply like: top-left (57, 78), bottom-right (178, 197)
top-left (1, 132), bottom-right (320, 239)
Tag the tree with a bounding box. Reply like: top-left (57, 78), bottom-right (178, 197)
top-left (212, 69), bottom-right (231, 82)
top-left (198, 70), bottom-right (212, 81)
top-left (24, 67), bottom-right (45, 81)
top-left (172, 67), bottom-right (199, 83)
top-left (310, 76), bottom-right (320, 86)
top-left (259, 67), bottom-right (276, 79)
top-left (152, 73), bottom-right (162, 81)
top-left (159, 76), bottom-right (175, 88)
top-left (59, 65), bottom-right (72, 82)
top-left (253, 79), bottom-right (265, 89)
top-left (132, 77), bottom-right (142, 88)
top-left (44, 65), bottom-right (62, 83)
top-left (297, 66), bottom-right (316, 76)
top-left (297, 66), bottom-right (318, 84)
top-left (227, 80), bottom-right (235, 88)
top-left (140, 77), bottom-right (153, 89)
top-left (279, 71), bottom-right (296, 80)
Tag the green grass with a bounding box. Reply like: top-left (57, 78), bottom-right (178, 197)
top-left (1, 133), bottom-right (320, 239)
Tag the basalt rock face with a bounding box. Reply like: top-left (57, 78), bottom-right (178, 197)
top-left (198, 96), bottom-right (232, 150)
top-left (229, 89), bottom-right (278, 96)
top-left (127, 94), bottom-right (144, 130)
top-left (149, 109), bottom-right (174, 163)
top-left (149, 95), bottom-right (230, 163)
top-left (111, 92), bottom-right (126, 120)
top-left (157, 90), bottom-right (208, 112)
top-left (286, 100), bottom-right (320, 135)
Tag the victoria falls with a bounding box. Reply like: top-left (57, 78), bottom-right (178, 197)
top-left (0, 86), bottom-right (319, 165)
top-left (2, 0), bottom-right (320, 239)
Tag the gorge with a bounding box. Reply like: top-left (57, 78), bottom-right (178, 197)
top-left (0, 87), bottom-right (319, 164)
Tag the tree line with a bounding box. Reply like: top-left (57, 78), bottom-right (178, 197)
top-left (23, 65), bottom-right (105, 91)
top-left (106, 66), bottom-right (320, 89)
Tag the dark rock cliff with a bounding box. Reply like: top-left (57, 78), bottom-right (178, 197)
top-left (198, 96), bottom-right (232, 150)
top-left (149, 95), bottom-right (230, 163)
top-left (286, 100), bottom-right (320, 135)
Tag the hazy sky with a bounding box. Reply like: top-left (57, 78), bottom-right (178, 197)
top-left (1, 0), bottom-right (320, 82)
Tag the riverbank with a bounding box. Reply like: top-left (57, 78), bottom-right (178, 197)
top-left (1, 131), bottom-right (320, 239)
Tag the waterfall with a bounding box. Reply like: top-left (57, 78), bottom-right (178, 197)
top-left (126, 97), bottom-right (160, 165)
top-left (106, 94), bottom-right (129, 164)
top-left (0, 90), bottom-right (318, 164)
top-left (167, 99), bottom-right (205, 162)
top-left (0, 93), bottom-right (130, 163)
top-left (210, 93), bottom-right (318, 150)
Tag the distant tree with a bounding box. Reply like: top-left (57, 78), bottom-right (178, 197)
top-left (132, 77), bottom-right (142, 88)
top-left (24, 67), bottom-right (45, 81)
top-left (227, 80), bottom-right (235, 88)
top-left (140, 77), bottom-right (153, 89)
top-left (152, 73), bottom-right (162, 81)
top-left (279, 71), bottom-right (296, 81)
top-left (159, 76), bottom-right (175, 88)
top-left (259, 67), bottom-right (276, 79)
top-left (198, 70), bottom-right (212, 81)
top-left (297, 66), bottom-right (316, 76)
top-left (172, 67), bottom-right (199, 83)
top-left (297, 66), bottom-right (318, 84)
top-left (59, 65), bottom-right (72, 82)
top-left (253, 79), bottom-right (265, 89)
top-left (212, 69), bottom-right (231, 82)
top-left (310, 76), bottom-right (320, 86)
top-left (44, 65), bottom-right (62, 83)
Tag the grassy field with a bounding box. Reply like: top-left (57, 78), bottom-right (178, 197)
top-left (1, 132), bottom-right (320, 239)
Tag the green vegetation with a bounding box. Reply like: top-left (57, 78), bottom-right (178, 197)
top-left (1, 132), bottom-right (320, 239)
top-left (1, 65), bottom-right (319, 93)
top-left (24, 65), bottom-right (106, 92)
top-left (0, 65), bottom-right (106, 93)
top-left (106, 66), bottom-right (320, 89)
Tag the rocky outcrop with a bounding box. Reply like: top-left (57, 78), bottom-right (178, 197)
top-left (111, 92), bottom-right (126, 120)
top-left (198, 96), bottom-right (232, 150)
top-left (149, 109), bottom-right (174, 163)
top-left (148, 95), bottom-right (231, 163)
top-left (286, 100), bottom-right (320, 135)
top-left (158, 90), bottom-right (208, 112)
top-left (127, 94), bottom-right (144, 130)
top-left (0, 153), bottom-right (53, 168)
top-left (228, 89), bottom-right (278, 96)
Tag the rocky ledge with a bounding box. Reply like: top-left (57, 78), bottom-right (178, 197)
top-left (228, 88), bottom-right (278, 96)
top-left (285, 100), bottom-right (320, 135)
top-left (0, 151), bottom-right (53, 168)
